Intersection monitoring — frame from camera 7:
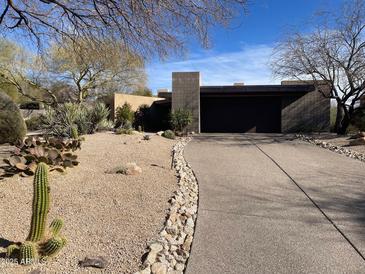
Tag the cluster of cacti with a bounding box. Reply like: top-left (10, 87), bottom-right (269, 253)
top-left (2, 136), bottom-right (81, 177)
top-left (6, 163), bottom-right (66, 265)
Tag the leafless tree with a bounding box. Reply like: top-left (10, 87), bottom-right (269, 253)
top-left (272, 0), bottom-right (365, 134)
top-left (0, 0), bottom-right (247, 56)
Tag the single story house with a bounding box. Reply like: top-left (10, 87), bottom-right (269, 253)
top-left (114, 72), bottom-right (331, 133)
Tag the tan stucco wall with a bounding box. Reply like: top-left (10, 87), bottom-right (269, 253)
top-left (113, 93), bottom-right (165, 119)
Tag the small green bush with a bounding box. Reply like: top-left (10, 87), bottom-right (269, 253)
top-left (25, 115), bottom-right (45, 131)
top-left (170, 109), bottom-right (192, 135)
top-left (115, 103), bottom-right (134, 128)
top-left (162, 130), bottom-right (175, 139)
top-left (0, 92), bottom-right (26, 144)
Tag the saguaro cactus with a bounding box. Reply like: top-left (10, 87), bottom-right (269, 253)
top-left (27, 162), bottom-right (50, 242)
top-left (5, 162), bottom-right (66, 265)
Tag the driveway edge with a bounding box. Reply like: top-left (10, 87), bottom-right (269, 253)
top-left (296, 134), bottom-right (365, 162)
top-left (136, 138), bottom-right (199, 274)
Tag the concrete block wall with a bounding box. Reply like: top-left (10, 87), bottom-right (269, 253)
top-left (172, 72), bottom-right (201, 133)
top-left (281, 82), bottom-right (330, 132)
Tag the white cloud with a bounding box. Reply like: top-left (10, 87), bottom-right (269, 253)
top-left (146, 44), bottom-right (279, 92)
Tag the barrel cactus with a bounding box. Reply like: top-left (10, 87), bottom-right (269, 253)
top-left (0, 92), bottom-right (26, 144)
top-left (6, 162), bottom-right (66, 264)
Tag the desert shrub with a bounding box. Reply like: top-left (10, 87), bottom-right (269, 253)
top-left (115, 128), bottom-right (133, 135)
top-left (162, 130), bottom-right (175, 139)
top-left (0, 92), bottom-right (26, 144)
top-left (43, 103), bottom-right (90, 137)
top-left (43, 102), bottom-right (110, 137)
top-left (25, 115), bottom-right (45, 131)
top-left (170, 109), bottom-right (192, 135)
top-left (115, 119), bottom-right (133, 135)
top-left (115, 102), bottom-right (134, 128)
top-left (97, 119), bottom-right (115, 131)
top-left (96, 94), bottom-right (114, 119)
top-left (88, 102), bottom-right (110, 133)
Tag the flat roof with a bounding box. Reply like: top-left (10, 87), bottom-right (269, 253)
top-left (157, 84), bottom-right (315, 99)
top-left (200, 84), bottom-right (314, 97)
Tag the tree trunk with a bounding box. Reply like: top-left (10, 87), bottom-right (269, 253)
top-left (335, 102), bottom-right (352, 135)
top-left (338, 114), bottom-right (350, 135)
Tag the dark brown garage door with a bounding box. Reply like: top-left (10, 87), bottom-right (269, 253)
top-left (200, 96), bottom-right (282, 133)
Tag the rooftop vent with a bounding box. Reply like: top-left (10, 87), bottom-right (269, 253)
top-left (233, 82), bottom-right (244, 86)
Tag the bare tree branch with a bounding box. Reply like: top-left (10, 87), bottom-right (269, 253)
top-left (272, 0), bottom-right (365, 134)
top-left (0, 0), bottom-right (247, 57)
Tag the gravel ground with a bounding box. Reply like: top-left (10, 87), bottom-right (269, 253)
top-left (0, 132), bottom-right (177, 274)
top-left (305, 133), bottom-right (365, 154)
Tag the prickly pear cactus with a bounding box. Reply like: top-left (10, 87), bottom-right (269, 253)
top-left (27, 162), bottom-right (50, 242)
top-left (19, 242), bottom-right (37, 265)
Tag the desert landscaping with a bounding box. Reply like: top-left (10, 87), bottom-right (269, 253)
top-left (0, 133), bottom-right (178, 273)
top-left (1, 1), bottom-right (365, 273)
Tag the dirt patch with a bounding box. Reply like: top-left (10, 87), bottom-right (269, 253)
top-left (0, 132), bottom-right (177, 273)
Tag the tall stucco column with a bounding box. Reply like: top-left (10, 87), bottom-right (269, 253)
top-left (172, 72), bottom-right (201, 133)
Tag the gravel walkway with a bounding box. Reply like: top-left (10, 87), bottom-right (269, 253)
top-left (0, 132), bottom-right (177, 274)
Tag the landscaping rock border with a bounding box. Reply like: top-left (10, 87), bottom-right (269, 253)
top-left (135, 138), bottom-right (199, 274)
top-left (296, 134), bottom-right (365, 162)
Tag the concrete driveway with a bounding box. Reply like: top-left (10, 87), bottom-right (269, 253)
top-left (184, 134), bottom-right (365, 274)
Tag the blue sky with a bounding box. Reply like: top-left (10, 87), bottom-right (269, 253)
top-left (147, 0), bottom-right (343, 93)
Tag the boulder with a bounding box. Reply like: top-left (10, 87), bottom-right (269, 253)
top-left (125, 162), bottom-right (142, 175)
top-left (78, 256), bottom-right (108, 269)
